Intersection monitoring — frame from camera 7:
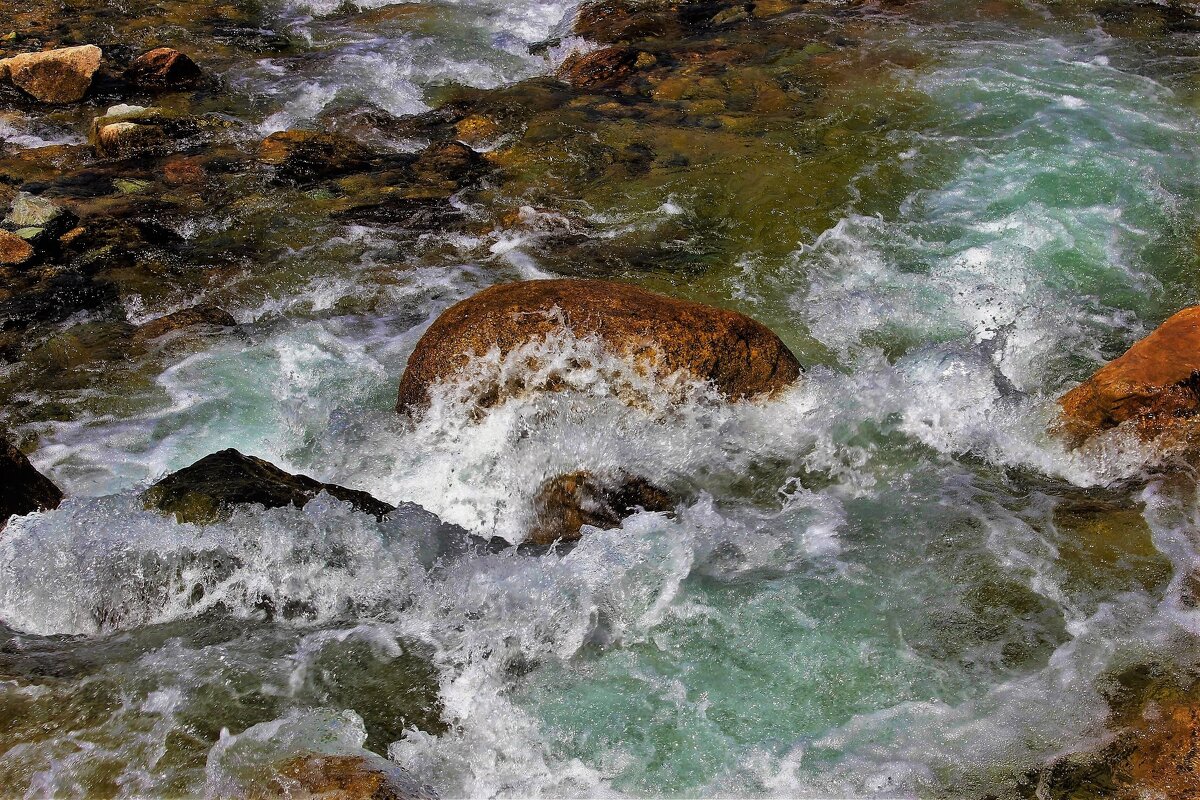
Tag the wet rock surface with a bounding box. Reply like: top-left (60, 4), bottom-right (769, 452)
top-left (1058, 306), bottom-right (1200, 443)
top-left (395, 278), bottom-right (802, 412)
top-left (266, 754), bottom-right (439, 800)
top-left (529, 470), bottom-right (675, 546)
top-left (0, 45), bottom-right (102, 103)
top-left (124, 47), bottom-right (202, 90)
top-left (0, 433), bottom-right (63, 530)
top-left (142, 449), bottom-right (396, 524)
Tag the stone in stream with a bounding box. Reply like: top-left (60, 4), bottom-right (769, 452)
top-left (266, 754), bottom-right (439, 800)
top-left (1, 435), bottom-right (63, 531)
top-left (89, 105), bottom-right (185, 157)
top-left (558, 45), bottom-right (644, 91)
top-left (529, 470), bottom-right (674, 546)
top-left (125, 47), bottom-right (203, 90)
top-left (395, 279), bottom-right (802, 414)
top-left (3, 192), bottom-right (75, 237)
top-left (1057, 306), bottom-right (1200, 444)
top-left (143, 449), bottom-right (396, 524)
top-left (133, 303), bottom-right (237, 342)
top-left (259, 130), bottom-right (379, 182)
top-left (0, 45), bottom-right (102, 103)
top-left (0, 230), bottom-right (34, 266)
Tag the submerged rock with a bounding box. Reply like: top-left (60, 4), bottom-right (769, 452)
top-left (260, 130), bottom-right (378, 182)
top-left (267, 754), bottom-right (439, 800)
top-left (143, 449), bottom-right (395, 524)
top-left (0, 44), bottom-right (102, 103)
top-left (133, 304), bottom-right (237, 342)
top-left (3, 192), bottom-right (74, 236)
top-left (125, 47), bottom-right (203, 90)
top-left (558, 45), bottom-right (643, 91)
top-left (395, 279), bottom-right (801, 413)
top-left (529, 470), bottom-right (674, 546)
top-left (1058, 306), bottom-right (1200, 443)
top-left (0, 230), bottom-right (34, 266)
top-left (1, 435), bottom-right (63, 531)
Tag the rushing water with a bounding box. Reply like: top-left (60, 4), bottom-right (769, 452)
top-left (2, 1), bottom-right (1200, 797)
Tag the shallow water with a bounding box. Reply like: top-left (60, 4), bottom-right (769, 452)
top-left (3, 0), bottom-right (1200, 797)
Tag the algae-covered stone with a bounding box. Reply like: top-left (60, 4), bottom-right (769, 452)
top-left (3, 192), bottom-right (70, 231)
top-left (143, 449), bottom-right (395, 524)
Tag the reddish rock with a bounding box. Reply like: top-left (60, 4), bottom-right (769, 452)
top-left (268, 754), bottom-right (438, 800)
top-left (395, 279), bottom-right (801, 413)
top-left (163, 156), bottom-right (206, 185)
top-left (125, 47), bottom-right (203, 89)
top-left (529, 470), bottom-right (674, 546)
top-left (558, 46), bottom-right (643, 91)
top-left (411, 140), bottom-right (489, 185)
top-left (0, 45), bottom-right (102, 104)
top-left (0, 230), bottom-right (34, 266)
top-left (1058, 307), bottom-right (1200, 441)
top-left (1, 435), bottom-right (63, 532)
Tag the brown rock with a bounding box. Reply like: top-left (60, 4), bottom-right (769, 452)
top-left (395, 279), bottom-right (801, 413)
top-left (260, 130), bottom-right (378, 182)
top-left (1, 435), bottom-right (63, 532)
top-left (163, 157), bottom-right (206, 185)
top-left (1058, 307), bottom-right (1200, 442)
top-left (0, 230), bottom-right (34, 266)
top-left (529, 470), bottom-right (674, 546)
top-left (143, 449), bottom-right (396, 524)
top-left (0, 45), bottom-right (102, 104)
top-left (411, 140), bottom-right (489, 186)
top-left (94, 120), bottom-right (168, 156)
top-left (125, 47), bottom-right (203, 89)
top-left (558, 46), bottom-right (642, 91)
top-left (574, 1), bottom-right (674, 43)
top-left (268, 754), bottom-right (438, 800)
top-left (133, 304), bottom-right (237, 342)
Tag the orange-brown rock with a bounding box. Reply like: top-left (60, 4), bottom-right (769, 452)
top-left (133, 304), bottom-right (237, 342)
top-left (1058, 307), bottom-right (1200, 442)
top-left (0, 45), bottom-right (102, 104)
top-left (267, 754), bottom-right (437, 800)
top-left (0, 230), bottom-right (34, 266)
top-left (558, 46), bottom-right (643, 91)
top-left (395, 279), bottom-right (801, 413)
top-left (529, 470), bottom-right (674, 546)
top-left (125, 47), bottom-right (203, 89)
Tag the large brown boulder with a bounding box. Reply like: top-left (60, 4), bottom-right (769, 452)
top-left (143, 449), bottom-right (395, 524)
top-left (395, 279), bottom-right (801, 413)
top-left (1, 435), bottom-right (64, 531)
top-left (529, 470), bottom-right (674, 546)
top-left (558, 46), bottom-right (643, 91)
top-left (0, 45), bottom-right (102, 104)
top-left (1058, 306), bottom-right (1200, 442)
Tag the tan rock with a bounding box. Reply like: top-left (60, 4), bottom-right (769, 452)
top-left (1058, 306), bottom-right (1200, 442)
top-left (529, 470), bottom-right (674, 546)
top-left (395, 279), bottom-right (801, 413)
top-left (0, 45), bottom-right (102, 104)
top-left (0, 230), bottom-right (34, 266)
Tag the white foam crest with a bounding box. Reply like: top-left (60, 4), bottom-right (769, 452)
top-left (0, 494), bottom-right (434, 637)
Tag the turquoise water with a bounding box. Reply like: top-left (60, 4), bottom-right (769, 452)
top-left (3, 2), bottom-right (1200, 798)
